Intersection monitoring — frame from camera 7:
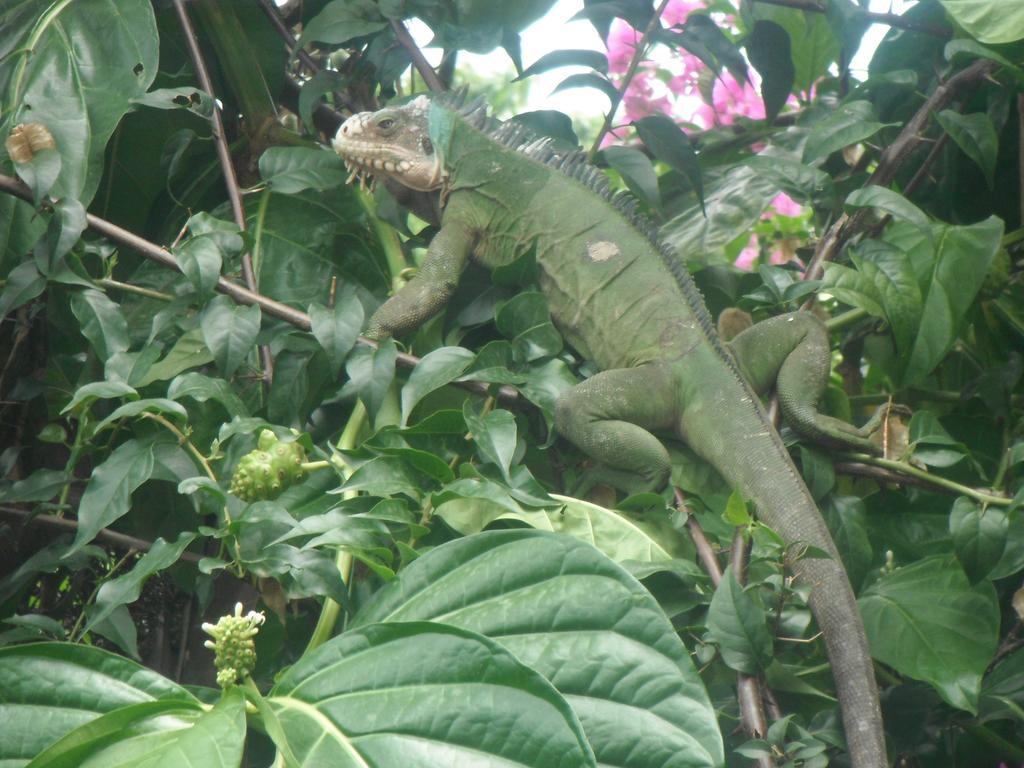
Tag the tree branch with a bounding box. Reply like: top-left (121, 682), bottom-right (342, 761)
top-left (679, 489), bottom-right (775, 767)
top-left (751, 0), bottom-right (951, 37)
top-left (805, 58), bottom-right (1000, 280)
top-left (172, 0), bottom-right (275, 384)
top-left (0, 505), bottom-right (203, 564)
top-left (588, 0), bottom-right (673, 161)
top-left (256, 0), bottom-right (322, 74)
top-left (0, 173), bottom-right (518, 406)
top-left (389, 19), bottom-right (446, 92)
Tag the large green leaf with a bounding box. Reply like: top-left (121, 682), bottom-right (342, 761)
top-left (352, 530), bottom-right (724, 768)
top-left (269, 621), bottom-right (596, 767)
top-left (937, 0), bottom-right (1024, 44)
top-left (69, 436), bottom-right (157, 554)
top-left (660, 165), bottom-right (778, 265)
top-left (435, 493), bottom-right (680, 563)
top-left (200, 295), bottom-right (261, 379)
top-left (0, 643), bottom-right (197, 766)
top-left (859, 555), bottom-right (1000, 712)
top-left (0, 0), bottom-right (159, 205)
top-left (802, 101), bottom-right (893, 164)
top-left (706, 566), bottom-right (773, 675)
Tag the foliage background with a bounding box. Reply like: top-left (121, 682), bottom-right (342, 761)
top-left (1, 0), bottom-right (1023, 766)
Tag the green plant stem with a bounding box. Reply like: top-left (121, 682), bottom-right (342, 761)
top-left (356, 186), bottom-right (408, 293)
top-left (587, 0), bottom-right (673, 162)
top-left (304, 400), bottom-right (367, 654)
top-left (841, 452), bottom-right (1012, 506)
top-left (300, 460), bottom-right (331, 472)
top-left (824, 306), bottom-right (867, 332)
top-left (96, 278), bottom-right (174, 302)
top-left (140, 412), bottom-right (217, 481)
top-left (251, 187), bottom-right (272, 278)
top-left (57, 415), bottom-right (90, 514)
top-left (69, 548), bottom-right (137, 641)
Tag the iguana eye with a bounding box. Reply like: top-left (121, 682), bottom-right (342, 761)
top-left (420, 137), bottom-right (434, 155)
top-left (377, 118), bottom-right (395, 130)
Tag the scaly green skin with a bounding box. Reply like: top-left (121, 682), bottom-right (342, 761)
top-left (334, 94), bottom-right (887, 768)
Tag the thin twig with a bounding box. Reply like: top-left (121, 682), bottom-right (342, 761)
top-left (836, 456), bottom-right (1012, 504)
top-left (256, 0), bottom-right (321, 74)
top-left (0, 173), bottom-right (519, 405)
top-left (588, 0), bottom-right (673, 161)
top-left (679, 490), bottom-right (774, 766)
top-left (751, 0), bottom-right (951, 38)
top-left (0, 505), bottom-right (203, 563)
top-left (390, 19), bottom-right (445, 92)
top-left (805, 59), bottom-right (999, 280)
top-left (172, 0), bottom-right (275, 384)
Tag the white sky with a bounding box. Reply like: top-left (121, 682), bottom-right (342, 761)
top-left (408, 0), bottom-right (918, 117)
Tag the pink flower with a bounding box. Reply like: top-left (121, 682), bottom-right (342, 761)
top-left (663, 0), bottom-right (705, 26)
top-left (735, 234), bottom-right (759, 271)
top-left (769, 192), bottom-right (803, 217)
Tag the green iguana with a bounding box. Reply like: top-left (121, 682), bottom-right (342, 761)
top-left (332, 92), bottom-right (888, 768)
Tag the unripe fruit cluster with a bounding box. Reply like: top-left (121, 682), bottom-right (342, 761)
top-left (229, 429), bottom-right (307, 501)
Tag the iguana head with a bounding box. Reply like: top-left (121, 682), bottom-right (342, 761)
top-left (332, 95), bottom-right (444, 191)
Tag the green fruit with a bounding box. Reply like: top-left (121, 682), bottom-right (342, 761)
top-left (229, 430), bottom-right (307, 501)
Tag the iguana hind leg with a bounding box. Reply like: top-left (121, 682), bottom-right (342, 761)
top-left (555, 365), bottom-right (676, 494)
top-left (727, 312), bottom-right (880, 454)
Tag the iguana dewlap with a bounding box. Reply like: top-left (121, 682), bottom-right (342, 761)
top-left (333, 93), bottom-right (887, 768)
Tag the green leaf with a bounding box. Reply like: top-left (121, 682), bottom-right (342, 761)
top-left (399, 346), bottom-right (475, 426)
top-left (602, 145), bottom-right (660, 207)
top-left (168, 372), bottom-right (248, 418)
top-left (82, 532), bottom-right (197, 636)
top-left (495, 292), bottom-right (562, 361)
top-left (516, 49), bottom-right (608, 80)
top-left (93, 398), bottom-right (187, 433)
top-left (70, 289), bottom-right (130, 362)
top-left (633, 114), bottom-right (703, 213)
top-left (14, 148), bottom-right (62, 207)
top-left (0, 642), bottom-right (196, 765)
top-left (353, 530), bottom-right (724, 768)
top-left (859, 555), bottom-right (1000, 712)
top-left (1, 0), bottom-right (159, 204)
top-left (270, 621), bottom-right (597, 768)
top-left (745, 20), bottom-right (795, 122)
top-left (136, 329), bottom-right (214, 386)
top-left (937, 0), bottom-right (1024, 44)
top-left (0, 469), bottom-right (67, 504)
top-left (299, 0), bottom-right (387, 46)
top-left (744, 153), bottom-right (830, 201)
top-left (174, 236), bottom-right (223, 295)
top-left (0, 261), bottom-right (46, 319)
top-left (844, 186), bottom-right (932, 238)
top-left (950, 496), bottom-right (1007, 584)
top-left (341, 456), bottom-right (424, 498)
top-left (552, 72), bottom-right (620, 104)
top-left (900, 216), bottom-right (1003, 385)
top-left (26, 692), bottom-right (243, 768)
top-left (342, 340), bottom-right (397, 420)
top-left (660, 165), bottom-right (778, 265)
top-left (131, 87), bottom-right (214, 118)
top-left (706, 565), bottom-right (773, 674)
top-left (935, 110), bottom-right (998, 188)
top-left (61, 381), bottom-right (138, 415)
top-left (70, 437), bottom-right (157, 554)
top-left (308, 290), bottom-right (364, 377)
top-left (463, 405), bottom-right (517, 482)
top-left (802, 101), bottom-right (893, 164)
top-left (259, 147), bottom-right (348, 194)
top-left (200, 295), bottom-right (261, 378)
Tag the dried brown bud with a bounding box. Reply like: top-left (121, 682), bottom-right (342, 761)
top-left (5, 123), bottom-right (56, 163)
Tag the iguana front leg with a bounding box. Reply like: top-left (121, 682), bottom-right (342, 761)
top-left (555, 365), bottom-right (677, 494)
top-left (727, 312), bottom-right (881, 453)
top-left (365, 219), bottom-right (475, 339)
